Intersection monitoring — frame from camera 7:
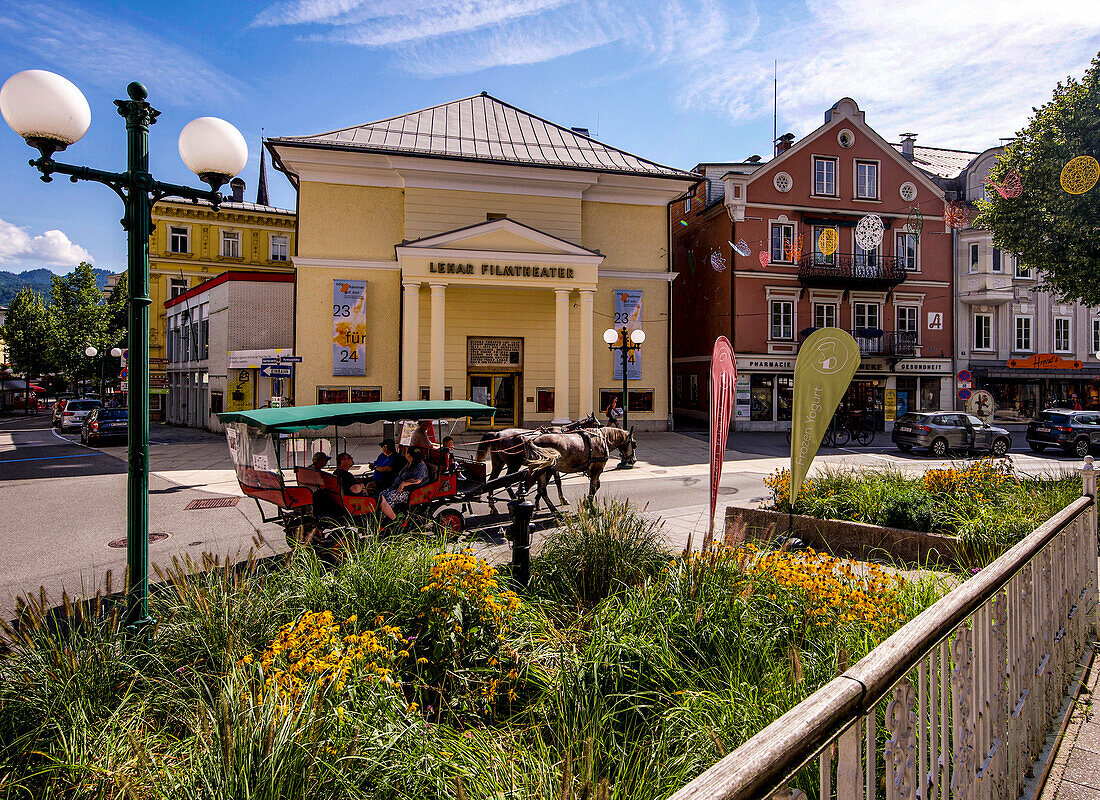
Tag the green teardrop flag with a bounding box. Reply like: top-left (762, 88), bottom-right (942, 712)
top-left (790, 328), bottom-right (861, 504)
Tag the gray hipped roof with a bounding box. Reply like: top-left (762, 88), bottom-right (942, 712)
top-left (269, 93), bottom-right (694, 179)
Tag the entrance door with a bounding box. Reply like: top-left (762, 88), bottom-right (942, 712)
top-left (469, 374), bottom-right (519, 429)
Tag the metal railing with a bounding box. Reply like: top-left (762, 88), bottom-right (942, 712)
top-left (669, 460), bottom-right (1099, 800)
top-left (853, 331), bottom-right (919, 358)
top-left (798, 254), bottom-right (909, 288)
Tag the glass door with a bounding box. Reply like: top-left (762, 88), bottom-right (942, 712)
top-left (468, 374), bottom-right (518, 429)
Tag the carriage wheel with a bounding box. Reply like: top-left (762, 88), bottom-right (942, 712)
top-left (435, 508), bottom-right (465, 535)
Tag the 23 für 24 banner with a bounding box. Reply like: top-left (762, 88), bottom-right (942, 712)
top-left (613, 290), bottom-right (642, 381)
top-left (333, 280), bottom-right (367, 376)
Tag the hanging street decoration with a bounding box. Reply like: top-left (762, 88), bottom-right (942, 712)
top-left (943, 201), bottom-right (971, 229)
top-left (1060, 155), bottom-right (1100, 195)
top-left (783, 234), bottom-right (804, 263)
top-left (817, 228), bottom-right (839, 257)
top-left (854, 214), bottom-right (885, 250)
top-left (679, 219), bottom-right (689, 226)
top-left (710, 250), bottom-right (728, 272)
top-left (729, 238), bottom-right (751, 257)
top-left (988, 169), bottom-right (1022, 199)
top-left (906, 207), bottom-right (924, 237)
top-left (759, 251), bottom-right (771, 267)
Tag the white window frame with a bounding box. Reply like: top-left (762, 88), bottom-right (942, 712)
top-left (968, 243), bottom-right (979, 273)
top-left (221, 229), bottom-right (241, 258)
top-left (974, 313), bottom-right (993, 351)
top-left (770, 299), bottom-right (795, 341)
top-left (270, 234), bottom-right (288, 262)
top-left (854, 159), bottom-right (879, 200)
top-left (169, 225), bottom-right (190, 254)
top-left (896, 306), bottom-right (919, 336)
top-left (1015, 315), bottom-right (1033, 353)
top-left (854, 302), bottom-right (881, 331)
top-left (895, 230), bottom-right (919, 272)
top-left (684, 196), bottom-right (691, 213)
top-left (1054, 316), bottom-right (1072, 353)
top-left (992, 246), bottom-right (1003, 273)
top-left (770, 222), bottom-right (795, 264)
top-left (1015, 256), bottom-right (1032, 279)
top-left (813, 156), bottom-right (838, 197)
top-left (813, 302), bottom-right (837, 329)
top-left (169, 277), bottom-right (188, 299)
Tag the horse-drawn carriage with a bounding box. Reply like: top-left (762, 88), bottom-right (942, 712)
top-left (217, 400), bottom-right (638, 547)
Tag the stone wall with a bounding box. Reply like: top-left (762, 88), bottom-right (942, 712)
top-left (725, 506), bottom-right (967, 567)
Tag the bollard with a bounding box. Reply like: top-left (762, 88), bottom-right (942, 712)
top-left (508, 497), bottom-right (535, 588)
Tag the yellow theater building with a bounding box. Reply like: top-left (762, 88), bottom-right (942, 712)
top-left (268, 93), bottom-right (695, 430)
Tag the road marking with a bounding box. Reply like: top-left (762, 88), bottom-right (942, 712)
top-left (51, 429), bottom-right (95, 450)
top-left (0, 452), bottom-right (100, 464)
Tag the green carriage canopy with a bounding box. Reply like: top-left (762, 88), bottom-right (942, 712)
top-left (217, 400), bottom-right (497, 433)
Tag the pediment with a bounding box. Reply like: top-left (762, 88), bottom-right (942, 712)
top-left (397, 218), bottom-right (601, 258)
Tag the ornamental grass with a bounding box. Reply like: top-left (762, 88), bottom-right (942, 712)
top-left (764, 460), bottom-right (1080, 561)
top-left (0, 505), bottom-right (949, 800)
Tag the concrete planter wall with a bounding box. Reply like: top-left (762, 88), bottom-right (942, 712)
top-left (725, 506), bottom-right (968, 567)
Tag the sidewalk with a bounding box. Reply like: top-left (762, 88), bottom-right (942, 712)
top-left (1040, 646), bottom-right (1100, 800)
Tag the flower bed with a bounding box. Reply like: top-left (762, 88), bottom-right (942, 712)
top-left (764, 460), bottom-right (1080, 560)
top-left (0, 500), bottom-right (947, 799)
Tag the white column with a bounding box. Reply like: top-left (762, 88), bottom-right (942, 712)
top-left (429, 283), bottom-right (446, 400)
top-left (554, 288), bottom-right (571, 423)
top-left (401, 282), bottom-right (420, 401)
top-left (578, 289), bottom-right (594, 417)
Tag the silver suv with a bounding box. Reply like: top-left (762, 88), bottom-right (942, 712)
top-left (892, 412), bottom-right (1012, 457)
top-left (59, 399), bottom-right (101, 431)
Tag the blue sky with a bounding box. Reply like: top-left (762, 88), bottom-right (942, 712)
top-left (0, 0), bottom-right (1098, 274)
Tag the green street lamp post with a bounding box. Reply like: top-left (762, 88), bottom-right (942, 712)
top-left (1, 70), bottom-right (247, 630)
top-left (602, 324), bottom-right (644, 468)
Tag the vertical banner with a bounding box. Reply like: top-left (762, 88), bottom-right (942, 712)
top-left (703, 337), bottom-right (736, 551)
top-left (613, 290), bottom-right (642, 380)
top-left (790, 328), bottom-right (861, 505)
top-left (332, 280), bottom-right (367, 376)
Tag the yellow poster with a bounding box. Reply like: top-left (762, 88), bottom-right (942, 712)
top-left (226, 369), bottom-right (254, 412)
top-left (884, 388), bottom-right (897, 422)
top-left (790, 328), bottom-right (861, 504)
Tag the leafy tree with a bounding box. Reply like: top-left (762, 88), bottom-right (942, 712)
top-left (105, 272), bottom-right (129, 350)
top-left (977, 52), bottom-right (1100, 305)
top-left (47, 262), bottom-right (110, 383)
top-left (2, 286), bottom-right (53, 409)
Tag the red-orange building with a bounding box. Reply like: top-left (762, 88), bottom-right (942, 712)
top-left (673, 98), bottom-right (958, 431)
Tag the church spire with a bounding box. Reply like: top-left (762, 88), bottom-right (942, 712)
top-left (256, 129), bottom-right (270, 206)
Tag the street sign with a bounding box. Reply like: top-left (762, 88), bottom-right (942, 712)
top-left (260, 365), bottom-right (293, 377)
top-left (957, 388), bottom-right (972, 401)
top-left (149, 375), bottom-right (168, 389)
top-left (149, 357), bottom-right (168, 366)
top-left (120, 381), bottom-right (127, 392)
top-left (957, 370), bottom-right (971, 383)
top-left (261, 357), bottom-right (281, 365)
top-left (279, 355), bottom-right (303, 363)
top-left (958, 380), bottom-right (972, 389)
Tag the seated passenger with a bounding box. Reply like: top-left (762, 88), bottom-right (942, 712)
top-left (440, 436), bottom-right (456, 471)
top-left (309, 450), bottom-right (331, 471)
top-left (379, 447), bottom-right (429, 521)
top-left (366, 438), bottom-right (398, 491)
top-left (333, 453), bottom-right (367, 495)
top-left (408, 419), bottom-right (435, 453)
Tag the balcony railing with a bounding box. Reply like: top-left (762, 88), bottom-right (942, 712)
top-left (798, 328), bottom-right (919, 358)
top-left (797, 253), bottom-right (910, 288)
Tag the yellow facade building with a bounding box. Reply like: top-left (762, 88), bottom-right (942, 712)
top-left (268, 93), bottom-right (695, 430)
top-left (148, 177), bottom-right (295, 418)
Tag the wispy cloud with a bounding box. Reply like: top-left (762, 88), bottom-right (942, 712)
top-left (0, 1), bottom-right (244, 106)
top-left (0, 218), bottom-right (93, 268)
top-left (251, 0), bottom-right (1100, 150)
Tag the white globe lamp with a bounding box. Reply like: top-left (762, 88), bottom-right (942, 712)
top-left (0, 70), bottom-right (91, 156)
top-left (178, 116), bottom-right (247, 191)
top-left (629, 328), bottom-right (646, 345)
top-left (602, 328), bottom-right (618, 345)
top-left (85, 346), bottom-right (97, 358)
top-left (111, 347), bottom-right (123, 358)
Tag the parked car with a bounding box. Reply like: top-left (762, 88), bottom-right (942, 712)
top-left (1025, 410), bottom-right (1100, 457)
top-left (80, 407), bottom-right (127, 445)
top-left (892, 412), bottom-right (1012, 457)
top-left (58, 399), bottom-right (101, 431)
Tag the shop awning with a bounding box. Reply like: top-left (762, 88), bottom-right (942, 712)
top-left (218, 399), bottom-right (497, 433)
top-left (971, 366), bottom-right (1100, 379)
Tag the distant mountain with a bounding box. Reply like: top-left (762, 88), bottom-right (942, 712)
top-left (0, 268), bottom-right (114, 307)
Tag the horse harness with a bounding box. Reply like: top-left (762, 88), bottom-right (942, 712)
top-left (577, 428), bottom-right (609, 469)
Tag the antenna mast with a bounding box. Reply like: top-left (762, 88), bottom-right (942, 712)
top-left (773, 60), bottom-right (778, 158)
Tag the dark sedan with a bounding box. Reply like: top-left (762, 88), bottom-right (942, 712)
top-left (1026, 410), bottom-right (1100, 457)
top-left (80, 407), bottom-right (127, 445)
top-left (892, 412), bottom-right (1012, 457)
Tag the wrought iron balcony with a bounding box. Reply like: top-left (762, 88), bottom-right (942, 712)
top-left (798, 328), bottom-right (919, 358)
top-left (797, 253), bottom-right (910, 288)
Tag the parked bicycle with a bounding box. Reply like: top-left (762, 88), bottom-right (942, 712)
top-left (785, 415), bottom-right (848, 448)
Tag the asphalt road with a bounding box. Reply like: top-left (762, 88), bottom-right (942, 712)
top-left (0, 414), bottom-right (274, 618)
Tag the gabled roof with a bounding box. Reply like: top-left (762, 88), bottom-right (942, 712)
top-left (268, 92), bottom-right (694, 180)
top-left (891, 144), bottom-right (979, 179)
top-left (396, 217), bottom-right (602, 257)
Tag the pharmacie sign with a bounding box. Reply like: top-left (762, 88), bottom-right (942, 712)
top-left (429, 261), bottom-right (577, 279)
